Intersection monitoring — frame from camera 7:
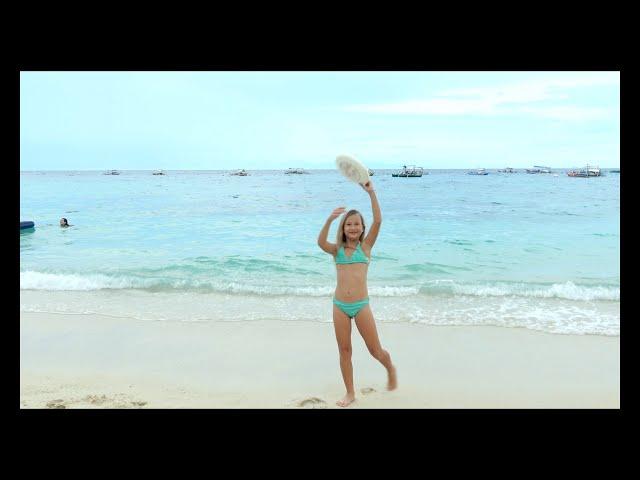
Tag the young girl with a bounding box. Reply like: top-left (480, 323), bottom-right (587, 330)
top-left (317, 179), bottom-right (397, 407)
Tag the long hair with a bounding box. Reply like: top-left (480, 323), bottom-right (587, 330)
top-left (336, 209), bottom-right (366, 251)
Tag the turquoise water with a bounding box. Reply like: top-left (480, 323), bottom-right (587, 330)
top-left (20, 169), bottom-right (620, 335)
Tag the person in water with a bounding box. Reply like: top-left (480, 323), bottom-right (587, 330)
top-left (59, 217), bottom-right (71, 227)
top-left (317, 179), bottom-right (397, 407)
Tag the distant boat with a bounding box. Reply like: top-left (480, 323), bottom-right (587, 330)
top-left (103, 170), bottom-right (120, 175)
top-left (152, 170), bottom-right (165, 175)
top-left (392, 165), bottom-right (424, 177)
top-left (526, 165), bottom-right (552, 174)
top-left (567, 165), bottom-right (602, 177)
top-left (368, 169), bottom-right (374, 176)
top-left (284, 168), bottom-right (308, 174)
top-left (230, 169), bottom-right (249, 176)
top-left (498, 167), bottom-right (517, 173)
top-left (467, 168), bottom-right (489, 175)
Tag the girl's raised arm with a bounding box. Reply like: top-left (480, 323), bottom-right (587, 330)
top-left (317, 207), bottom-right (345, 255)
top-left (361, 181), bottom-right (381, 248)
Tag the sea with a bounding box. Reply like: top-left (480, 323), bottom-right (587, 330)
top-left (20, 169), bottom-right (620, 336)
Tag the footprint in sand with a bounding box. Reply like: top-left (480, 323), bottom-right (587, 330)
top-left (85, 394), bottom-right (108, 405)
top-left (360, 387), bottom-right (376, 395)
top-left (296, 397), bottom-right (327, 408)
top-left (46, 399), bottom-right (67, 409)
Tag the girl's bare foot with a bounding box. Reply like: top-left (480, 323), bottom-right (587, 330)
top-left (336, 393), bottom-right (356, 407)
top-left (387, 366), bottom-right (397, 391)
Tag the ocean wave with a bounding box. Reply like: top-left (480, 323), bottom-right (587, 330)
top-left (434, 280), bottom-right (619, 301)
top-left (19, 271), bottom-right (422, 297)
top-left (20, 272), bottom-right (618, 301)
top-left (20, 271), bottom-right (159, 291)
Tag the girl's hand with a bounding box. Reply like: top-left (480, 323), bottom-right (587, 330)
top-left (360, 180), bottom-right (375, 193)
top-left (329, 207), bottom-right (346, 220)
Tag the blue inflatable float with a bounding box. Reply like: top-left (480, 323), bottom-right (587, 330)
top-left (20, 221), bottom-right (35, 230)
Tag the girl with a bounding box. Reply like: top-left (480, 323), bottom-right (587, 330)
top-left (316, 179), bottom-right (397, 407)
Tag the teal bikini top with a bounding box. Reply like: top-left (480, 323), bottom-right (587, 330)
top-left (335, 243), bottom-right (370, 265)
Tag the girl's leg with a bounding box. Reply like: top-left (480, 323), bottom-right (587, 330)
top-left (332, 304), bottom-right (356, 407)
top-left (354, 305), bottom-right (397, 390)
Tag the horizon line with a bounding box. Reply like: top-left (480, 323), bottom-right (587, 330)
top-left (20, 166), bottom-right (621, 172)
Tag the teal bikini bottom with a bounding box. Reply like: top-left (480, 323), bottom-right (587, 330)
top-left (333, 297), bottom-right (370, 318)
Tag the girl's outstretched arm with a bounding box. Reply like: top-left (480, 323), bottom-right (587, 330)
top-left (317, 207), bottom-right (345, 255)
top-left (362, 181), bottom-right (382, 248)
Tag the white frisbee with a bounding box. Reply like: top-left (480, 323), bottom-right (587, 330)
top-left (336, 154), bottom-right (370, 185)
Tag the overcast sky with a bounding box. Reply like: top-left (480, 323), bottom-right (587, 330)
top-left (20, 71), bottom-right (620, 170)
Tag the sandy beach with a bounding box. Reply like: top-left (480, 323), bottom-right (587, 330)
top-left (20, 311), bottom-right (619, 409)
top-left (20, 72), bottom-right (620, 411)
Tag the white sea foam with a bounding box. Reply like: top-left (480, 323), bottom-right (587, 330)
top-left (20, 289), bottom-right (620, 336)
top-left (446, 281), bottom-right (619, 301)
top-left (19, 271), bottom-right (159, 291)
top-left (20, 271), bottom-right (618, 301)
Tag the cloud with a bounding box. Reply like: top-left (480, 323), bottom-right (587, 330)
top-left (516, 106), bottom-right (614, 121)
top-left (344, 98), bottom-right (497, 115)
top-left (342, 72), bottom-right (619, 119)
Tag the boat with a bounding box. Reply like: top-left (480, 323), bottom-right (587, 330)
top-left (230, 169), bottom-right (249, 176)
top-left (368, 169), bottom-right (374, 176)
top-left (587, 165), bottom-right (602, 176)
top-left (567, 165), bottom-right (602, 177)
top-left (467, 168), bottom-right (489, 175)
top-left (152, 170), bottom-right (165, 175)
top-left (284, 168), bottom-right (308, 174)
top-left (392, 165), bottom-right (424, 177)
top-left (498, 167), bottom-right (517, 173)
top-left (103, 170), bottom-right (120, 175)
top-left (526, 165), bottom-right (552, 174)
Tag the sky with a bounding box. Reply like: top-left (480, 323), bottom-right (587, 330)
top-left (20, 71), bottom-right (620, 170)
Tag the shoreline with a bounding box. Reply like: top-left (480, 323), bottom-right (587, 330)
top-left (19, 289), bottom-right (620, 336)
top-left (20, 311), bottom-right (620, 409)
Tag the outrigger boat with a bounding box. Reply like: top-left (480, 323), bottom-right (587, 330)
top-left (467, 168), bottom-right (489, 175)
top-left (284, 168), bottom-right (308, 174)
top-left (526, 165), bottom-right (552, 174)
top-left (392, 165), bottom-right (424, 177)
top-left (567, 165), bottom-right (602, 177)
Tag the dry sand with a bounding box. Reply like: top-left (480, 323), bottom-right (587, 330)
top-left (20, 311), bottom-right (619, 409)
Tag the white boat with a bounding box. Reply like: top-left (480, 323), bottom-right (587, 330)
top-left (152, 170), bottom-right (165, 175)
top-left (467, 168), bottom-right (489, 175)
top-left (392, 165), bottom-right (425, 177)
top-left (587, 165), bottom-right (602, 176)
top-left (526, 165), bottom-right (552, 174)
top-left (284, 168), bottom-right (308, 174)
top-left (230, 169), bottom-right (249, 176)
top-left (567, 165), bottom-right (602, 177)
top-left (498, 167), bottom-right (516, 173)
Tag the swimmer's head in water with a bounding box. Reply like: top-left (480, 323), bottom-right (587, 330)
top-left (60, 218), bottom-right (69, 227)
